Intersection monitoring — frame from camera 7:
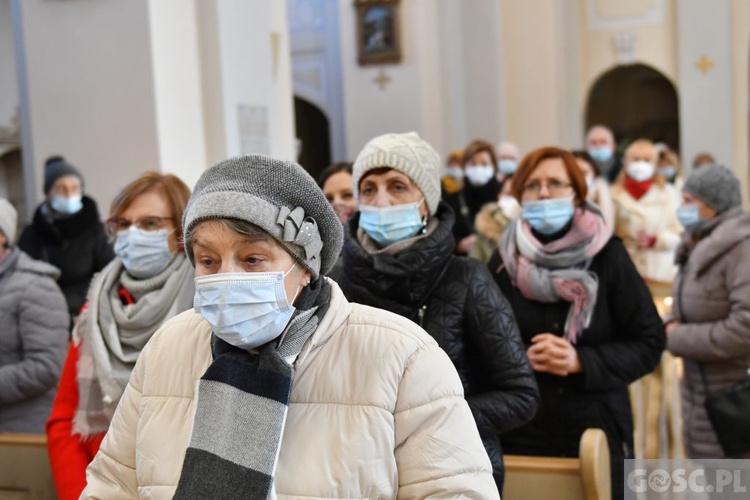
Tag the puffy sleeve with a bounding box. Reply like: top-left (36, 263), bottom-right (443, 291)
top-left (80, 341), bottom-right (149, 499)
top-left (668, 239), bottom-right (750, 361)
top-left (394, 341), bottom-right (500, 499)
top-left (463, 261), bottom-right (539, 435)
top-left (0, 274), bottom-right (68, 403)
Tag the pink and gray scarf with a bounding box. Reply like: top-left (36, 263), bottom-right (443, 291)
top-left (499, 205), bottom-right (611, 343)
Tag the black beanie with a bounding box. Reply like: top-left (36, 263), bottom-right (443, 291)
top-left (44, 157), bottom-right (84, 194)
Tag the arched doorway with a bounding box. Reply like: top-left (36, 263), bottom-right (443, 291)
top-left (294, 96), bottom-right (331, 179)
top-left (585, 64), bottom-right (679, 154)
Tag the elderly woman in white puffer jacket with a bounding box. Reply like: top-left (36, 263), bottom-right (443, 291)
top-left (82, 154), bottom-right (499, 499)
top-left (0, 198), bottom-right (68, 433)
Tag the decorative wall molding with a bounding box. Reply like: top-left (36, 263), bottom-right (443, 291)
top-left (288, 0), bottom-right (324, 32)
top-left (613, 31), bottom-right (636, 65)
top-left (587, 0), bottom-right (664, 30)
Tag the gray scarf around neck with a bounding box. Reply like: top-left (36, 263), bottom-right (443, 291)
top-left (174, 278), bottom-right (332, 500)
top-left (72, 253), bottom-right (195, 437)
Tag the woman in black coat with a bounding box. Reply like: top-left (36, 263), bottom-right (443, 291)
top-left (332, 132), bottom-right (539, 492)
top-left (487, 146), bottom-right (665, 500)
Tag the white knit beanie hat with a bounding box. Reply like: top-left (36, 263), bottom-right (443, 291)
top-left (352, 132), bottom-right (441, 215)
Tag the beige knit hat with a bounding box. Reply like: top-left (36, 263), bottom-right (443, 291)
top-left (0, 198), bottom-right (17, 246)
top-left (352, 132), bottom-right (441, 215)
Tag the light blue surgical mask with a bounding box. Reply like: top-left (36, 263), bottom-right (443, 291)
top-left (51, 195), bottom-right (83, 215)
top-left (658, 165), bottom-right (677, 181)
top-left (114, 227), bottom-right (175, 279)
top-left (677, 203), bottom-right (703, 232)
top-left (193, 264), bottom-right (299, 350)
top-left (359, 199), bottom-right (426, 247)
top-left (498, 160), bottom-right (518, 176)
top-left (522, 196), bottom-right (575, 235)
top-left (445, 166), bottom-right (463, 180)
top-left (588, 147), bottom-right (613, 163)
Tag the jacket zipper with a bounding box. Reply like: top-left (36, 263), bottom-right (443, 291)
top-left (417, 305), bottom-right (427, 328)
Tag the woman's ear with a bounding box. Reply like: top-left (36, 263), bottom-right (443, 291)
top-left (299, 268), bottom-right (312, 288)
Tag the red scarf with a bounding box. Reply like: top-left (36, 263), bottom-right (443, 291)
top-left (625, 177), bottom-right (653, 200)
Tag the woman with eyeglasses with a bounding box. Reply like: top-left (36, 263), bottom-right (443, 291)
top-left (487, 147), bottom-right (665, 500)
top-left (46, 172), bottom-right (193, 500)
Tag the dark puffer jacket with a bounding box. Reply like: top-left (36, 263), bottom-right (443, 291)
top-left (18, 196), bottom-right (114, 320)
top-left (334, 203), bottom-right (539, 490)
top-left (488, 235), bottom-right (665, 500)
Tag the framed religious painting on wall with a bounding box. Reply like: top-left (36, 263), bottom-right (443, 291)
top-left (355, 0), bottom-right (401, 65)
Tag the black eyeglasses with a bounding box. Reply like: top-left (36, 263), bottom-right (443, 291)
top-left (106, 216), bottom-right (174, 236)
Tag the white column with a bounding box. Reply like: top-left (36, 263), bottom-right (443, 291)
top-left (147, 0), bottom-right (207, 189)
top-left (676, 0), bottom-right (734, 173)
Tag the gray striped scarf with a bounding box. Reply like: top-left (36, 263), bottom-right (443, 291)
top-left (173, 278), bottom-right (331, 499)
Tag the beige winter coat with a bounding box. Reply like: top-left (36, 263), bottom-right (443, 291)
top-left (612, 182), bottom-right (682, 282)
top-left (81, 279), bottom-right (498, 499)
top-left (668, 208), bottom-right (750, 458)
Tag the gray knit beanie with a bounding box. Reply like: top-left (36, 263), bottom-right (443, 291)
top-left (683, 164), bottom-right (742, 213)
top-left (44, 157), bottom-right (84, 194)
top-left (0, 198), bottom-right (17, 246)
top-left (182, 154), bottom-right (343, 278)
top-left (352, 132), bottom-right (441, 215)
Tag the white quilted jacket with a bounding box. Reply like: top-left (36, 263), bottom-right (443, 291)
top-left (81, 279), bottom-right (498, 499)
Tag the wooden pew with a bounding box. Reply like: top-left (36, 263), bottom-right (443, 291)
top-left (504, 428), bottom-right (611, 500)
top-left (0, 433), bottom-right (55, 499)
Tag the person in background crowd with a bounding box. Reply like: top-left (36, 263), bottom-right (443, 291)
top-left (692, 152), bottom-right (716, 169)
top-left (0, 198), bottom-right (68, 433)
top-left (667, 165), bottom-right (750, 459)
top-left (47, 173), bottom-right (194, 500)
top-left (82, 154), bottom-right (500, 499)
top-left (442, 148), bottom-right (464, 194)
top-left (334, 132), bottom-right (539, 492)
top-left (611, 139), bottom-right (682, 283)
top-left (488, 147), bottom-right (665, 500)
top-left (451, 140), bottom-right (502, 255)
top-left (470, 178), bottom-right (520, 263)
top-left (496, 141), bottom-right (521, 182)
top-left (571, 150), bottom-right (615, 229)
top-left (18, 156), bottom-right (114, 325)
top-left (441, 149), bottom-right (474, 255)
top-left (585, 125), bottom-right (622, 183)
top-left (317, 162), bottom-right (356, 225)
top-left (656, 144), bottom-right (684, 193)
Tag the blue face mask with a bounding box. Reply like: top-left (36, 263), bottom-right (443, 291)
top-left (51, 195), bottom-right (83, 215)
top-left (498, 160), bottom-right (518, 176)
top-left (588, 147), bottom-right (613, 163)
top-left (193, 264), bottom-right (299, 350)
top-left (677, 203), bottom-right (703, 232)
top-left (114, 227), bottom-right (175, 279)
top-left (359, 200), bottom-right (426, 247)
top-left (522, 196), bottom-right (575, 235)
top-left (658, 165), bottom-right (677, 181)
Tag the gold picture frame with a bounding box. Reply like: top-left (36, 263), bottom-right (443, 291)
top-left (355, 0), bottom-right (401, 66)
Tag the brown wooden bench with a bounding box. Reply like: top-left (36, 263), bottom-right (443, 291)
top-left (504, 428), bottom-right (611, 500)
top-left (0, 433), bottom-right (55, 499)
